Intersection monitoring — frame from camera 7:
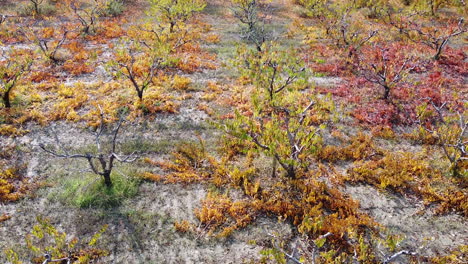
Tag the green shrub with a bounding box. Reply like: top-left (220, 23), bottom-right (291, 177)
top-left (40, 3), bottom-right (56, 16)
top-left (16, 4), bottom-right (34, 17)
top-left (16, 2), bottom-right (56, 17)
top-left (104, 0), bottom-right (125, 17)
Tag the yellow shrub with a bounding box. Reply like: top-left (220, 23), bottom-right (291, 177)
top-left (57, 84), bottom-right (75, 98)
top-left (29, 92), bottom-right (42, 103)
top-left (201, 93), bottom-right (216, 101)
top-left (174, 220), bottom-right (194, 233)
top-left (144, 138), bottom-right (377, 251)
top-left (50, 93), bottom-right (88, 120)
top-left (207, 81), bottom-right (222, 92)
top-left (197, 103), bottom-right (214, 116)
top-left (0, 166), bottom-right (25, 202)
top-left (317, 133), bottom-right (380, 162)
top-left (371, 125), bottom-right (395, 139)
top-left (348, 151), bottom-right (468, 216)
top-left (0, 124), bottom-right (27, 137)
top-left (172, 75), bottom-right (192, 90)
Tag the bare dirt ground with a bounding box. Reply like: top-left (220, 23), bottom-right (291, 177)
top-left (346, 185), bottom-right (467, 257)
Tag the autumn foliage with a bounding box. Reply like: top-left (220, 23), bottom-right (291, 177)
top-left (0, 0), bottom-right (466, 262)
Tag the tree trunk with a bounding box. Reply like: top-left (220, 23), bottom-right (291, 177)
top-left (383, 85), bottom-right (390, 101)
top-left (430, 0), bottom-right (436, 16)
top-left (170, 21), bottom-right (175, 33)
top-left (2, 91), bottom-right (11, 108)
top-left (451, 158), bottom-right (465, 178)
top-left (137, 89), bottom-right (144, 101)
top-left (286, 165), bottom-right (295, 179)
top-left (433, 42), bottom-right (446, 61)
top-left (256, 43), bottom-right (262, 52)
top-left (33, 2), bottom-right (40, 15)
top-left (271, 157), bottom-right (277, 178)
top-left (103, 171), bottom-right (112, 187)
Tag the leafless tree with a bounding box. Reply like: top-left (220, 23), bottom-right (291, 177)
top-left (355, 45), bottom-right (415, 101)
top-left (335, 9), bottom-right (378, 54)
top-left (108, 41), bottom-right (164, 101)
top-left (231, 0), bottom-right (272, 51)
top-left (29, 0), bottom-right (45, 16)
top-left (70, 0), bottom-right (103, 34)
top-left (39, 110), bottom-right (138, 187)
top-left (22, 23), bottom-right (70, 64)
top-left (390, 16), bottom-right (466, 60)
top-left (0, 49), bottom-right (33, 108)
top-left (37, 30), bottom-right (69, 64)
top-left (417, 100), bottom-right (467, 177)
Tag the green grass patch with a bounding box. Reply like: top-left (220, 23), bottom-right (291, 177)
top-left (206, 44), bottom-right (239, 63)
top-left (52, 168), bottom-right (140, 209)
top-left (313, 72), bottom-right (326, 77)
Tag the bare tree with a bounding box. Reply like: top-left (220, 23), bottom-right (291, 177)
top-left (329, 8), bottom-right (378, 57)
top-left (29, 0), bottom-right (45, 16)
top-left (108, 40), bottom-right (166, 101)
top-left (22, 23), bottom-right (70, 64)
top-left (231, 0), bottom-right (271, 51)
top-left (0, 49), bottom-right (33, 108)
top-left (355, 44), bottom-right (415, 101)
top-left (70, 0), bottom-right (104, 34)
top-left (39, 110), bottom-right (138, 187)
top-left (36, 30), bottom-right (69, 64)
top-left (417, 100), bottom-right (467, 177)
top-left (390, 16), bottom-right (466, 60)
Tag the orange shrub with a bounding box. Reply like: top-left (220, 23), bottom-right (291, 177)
top-left (29, 71), bottom-right (57, 83)
top-left (63, 61), bottom-right (95, 76)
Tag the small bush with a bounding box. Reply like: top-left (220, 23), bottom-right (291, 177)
top-left (293, 5), bottom-right (311, 18)
top-left (5, 216), bottom-right (108, 263)
top-left (172, 75), bottom-right (192, 90)
top-left (55, 170), bottom-right (140, 208)
top-left (103, 0), bottom-right (125, 17)
top-left (16, 2), bottom-right (56, 17)
top-left (0, 145), bottom-right (31, 203)
top-left (40, 3), bottom-right (56, 16)
top-left (16, 4), bottom-right (35, 16)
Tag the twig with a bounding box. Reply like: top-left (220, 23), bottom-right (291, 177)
top-left (383, 250), bottom-right (417, 264)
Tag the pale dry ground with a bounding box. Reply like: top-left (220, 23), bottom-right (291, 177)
top-left (346, 185), bottom-right (467, 257)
